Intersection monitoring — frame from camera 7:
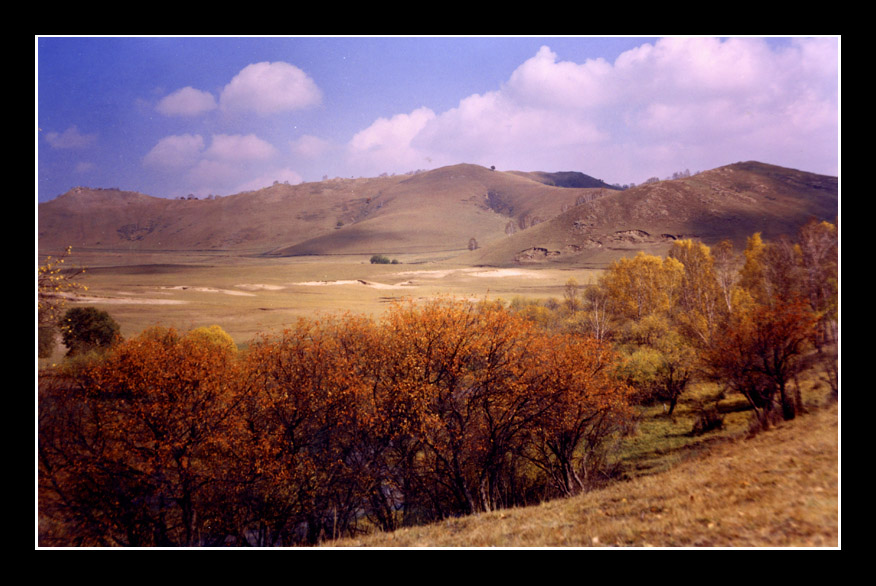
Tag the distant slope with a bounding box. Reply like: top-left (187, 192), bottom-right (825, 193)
top-left (38, 162), bottom-right (837, 264)
top-left (472, 161), bottom-right (838, 267)
top-left (507, 170), bottom-right (620, 189)
top-left (269, 164), bottom-right (614, 256)
top-left (38, 164), bottom-right (614, 256)
top-left (37, 177), bottom-right (401, 253)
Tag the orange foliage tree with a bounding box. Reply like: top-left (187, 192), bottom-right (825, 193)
top-left (237, 314), bottom-right (383, 545)
top-left (38, 326), bottom-right (247, 546)
top-left (705, 297), bottom-right (818, 424)
top-left (39, 301), bottom-right (635, 545)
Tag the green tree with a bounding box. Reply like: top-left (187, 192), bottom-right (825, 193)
top-left (620, 326), bottom-right (696, 415)
top-left (61, 306), bottom-right (121, 356)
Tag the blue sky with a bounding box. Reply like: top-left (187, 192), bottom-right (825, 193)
top-left (36, 36), bottom-right (839, 202)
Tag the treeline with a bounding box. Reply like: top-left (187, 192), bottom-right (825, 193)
top-left (37, 218), bottom-right (838, 547)
top-left (510, 217), bottom-right (838, 426)
top-left (39, 300), bottom-right (634, 546)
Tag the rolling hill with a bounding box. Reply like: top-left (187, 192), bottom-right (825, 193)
top-left (38, 161), bottom-right (837, 266)
top-left (472, 161), bottom-right (839, 267)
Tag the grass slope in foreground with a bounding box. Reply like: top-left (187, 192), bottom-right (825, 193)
top-left (330, 402), bottom-right (839, 548)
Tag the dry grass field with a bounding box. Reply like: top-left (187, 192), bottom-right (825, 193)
top-left (39, 249), bottom-right (602, 357)
top-left (330, 399), bottom-right (839, 548)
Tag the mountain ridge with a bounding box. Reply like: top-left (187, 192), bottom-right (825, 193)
top-left (38, 161), bottom-right (837, 267)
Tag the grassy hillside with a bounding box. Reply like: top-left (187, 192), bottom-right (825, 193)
top-left (40, 161), bottom-right (836, 266)
top-left (38, 165), bottom-right (611, 257)
top-left (472, 161), bottom-right (839, 267)
top-left (266, 164), bottom-right (612, 256)
top-left (331, 396), bottom-right (839, 548)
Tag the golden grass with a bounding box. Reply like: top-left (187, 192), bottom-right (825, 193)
top-left (41, 251), bottom-right (600, 348)
top-left (330, 402), bottom-right (839, 548)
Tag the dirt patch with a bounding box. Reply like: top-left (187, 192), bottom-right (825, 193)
top-left (65, 293), bottom-right (188, 305)
top-left (161, 286), bottom-right (255, 297)
top-left (293, 279), bottom-right (413, 290)
top-left (236, 283), bottom-right (286, 291)
top-left (514, 247), bottom-right (562, 263)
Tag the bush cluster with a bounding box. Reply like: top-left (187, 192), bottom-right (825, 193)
top-left (369, 254), bottom-right (399, 264)
top-left (39, 300), bottom-right (633, 546)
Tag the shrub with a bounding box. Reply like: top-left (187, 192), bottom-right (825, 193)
top-left (61, 306), bottom-right (121, 356)
top-left (690, 407), bottom-right (724, 436)
top-left (185, 324), bottom-right (237, 352)
top-left (370, 254), bottom-right (391, 264)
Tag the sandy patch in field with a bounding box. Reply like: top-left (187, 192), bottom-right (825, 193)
top-left (236, 283), bottom-right (287, 291)
top-left (66, 294), bottom-right (188, 305)
top-left (467, 269), bottom-right (546, 279)
top-left (293, 279), bottom-right (414, 290)
top-left (393, 268), bottom-right (546, 279)
top-left (391, 269), bottom-right (458, 279)
top-left (161, 285), bottom-right (256, 297)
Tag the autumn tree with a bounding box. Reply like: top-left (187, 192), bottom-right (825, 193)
top-left (38, 326), bottom-right (247, 546)
top-left (238, 315), bottom-right (377, 544)
top-left (705, 298), bottom-right (818, 424)
top-left (38, 247), bottom-right (87, 358)
top-left (796, 218), bottom-right (839, 346)
top-left (578, 281), bottom-right (613, 341)
top-left (667, 239), bottom-right (724, 346)
top-left (379, 299), bottom-right (633, 513)
top-left (563, 278), bottom-right (581, 312)
top-left (525, 333), bottom-right (633, 495)
top-left (711, 239), bottom-right (739, 315)
top-left (598, 252), bottom-right (684, 330)
top-left (40, 301), bottom-right (637, 545)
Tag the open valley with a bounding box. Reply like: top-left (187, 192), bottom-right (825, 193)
top-left (43, 249), bottom-right (601, 351)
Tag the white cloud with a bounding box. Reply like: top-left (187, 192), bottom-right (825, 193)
top-left (143, 132), bottom-right (297, 196)
top-left (156, 86), bottom-right (217, 116)
top-left (44, 125), bottom-right (96, 149)
top-left (219, 62), bottom-right (322, 115)
top-left (143, 134), bottom-right (205, 169)
top-left (504, 45), bottom-right (614, 110)
top-left (205, 134), bottom-right (277, 162)
top-left (347, 107), bottom-right (437, 172)
top-left (345, 37), bottom-right (838, 183)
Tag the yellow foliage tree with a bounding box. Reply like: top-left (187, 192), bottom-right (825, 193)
top-left (598, 252), bottom-right (684, 325)
top-left (668, 239), bottom-right (725, 346)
